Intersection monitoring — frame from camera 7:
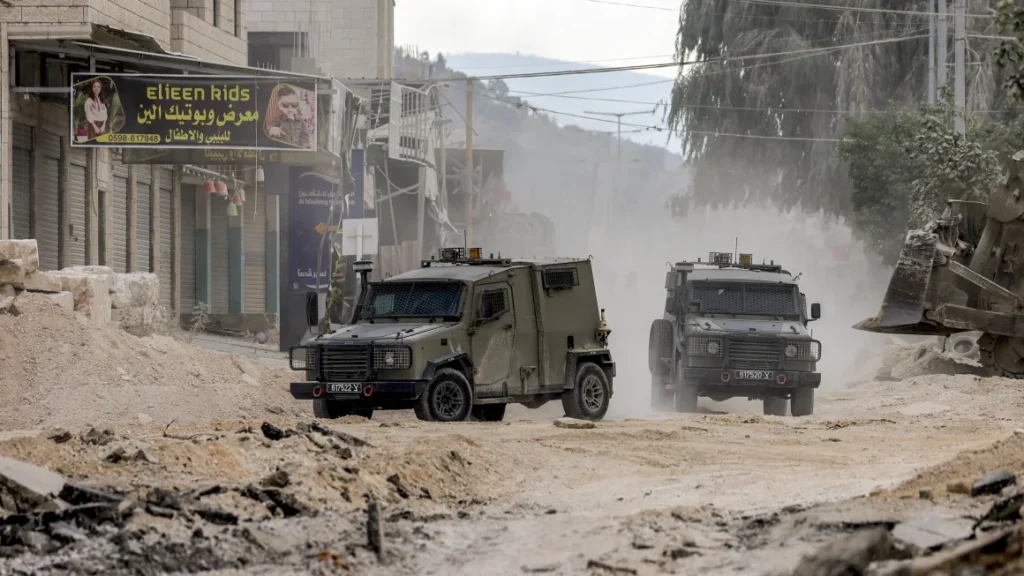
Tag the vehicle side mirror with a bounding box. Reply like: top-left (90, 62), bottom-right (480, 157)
top-left (305, 291), bottom-right (319, 327)
top-left (811, 303), bottom-right (821, 320)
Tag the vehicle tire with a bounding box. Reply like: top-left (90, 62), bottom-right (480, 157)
top-left (649, 320), bottom-right (674, 376)
top-left (650, 375), bottom-right (673, 411)
top-left (763, 396), bottom-right (787, 416)
top-left (561, 362), bottom-right (611, 421)
top-left (471, 404), bottom-right (507, 422)
top-left (791, 388), bottom-right (815, 417)
top-left (415, 368), bottom-right (473, 422)
top-left (313, 399), bottom-right (374, 420)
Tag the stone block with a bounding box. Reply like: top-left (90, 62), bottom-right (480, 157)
top-left (57, 273), bottom-right (111, 327)
top-left (0, 240), bottom-right (39, 274)
top-left (19, 271), bottom-right (63, 294)
top-left (110, 272), bottom-right (160, 310)
top-left (62, 265), bottom-right (116, 285)
top-left (0, 259), bottom-right (26, 287)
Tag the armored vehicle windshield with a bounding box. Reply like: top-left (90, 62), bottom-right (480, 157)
top-left (691, 281), bottom-right (801, 319)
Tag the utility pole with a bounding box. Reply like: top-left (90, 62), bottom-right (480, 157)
top-left (582, 108), bottom-right (653, 226)
top-left (953, 0), bottom-right (966, 136)
top-left (928, 0), bottom-right (936, 104)
top-left (937, 0), bottom-right (947, 91)
top-left (464, 79), bottom-right (474, 247)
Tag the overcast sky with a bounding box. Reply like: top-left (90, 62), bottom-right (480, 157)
top-left (394, 0), bottom-right (681, 79)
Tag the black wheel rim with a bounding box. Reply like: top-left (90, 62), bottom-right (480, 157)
top-left (433, 381), bottom-right (465, 419)
top-left (581, 375), bottom-right (605, 414)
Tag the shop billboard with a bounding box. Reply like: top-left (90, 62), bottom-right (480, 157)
top-left (70, 73), bottom-right (318, 150)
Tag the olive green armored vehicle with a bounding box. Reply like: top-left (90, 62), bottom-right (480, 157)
top-left (289, 248), bottom-right (614, 422)
top-left (650, 252), bottom-right (823, 416)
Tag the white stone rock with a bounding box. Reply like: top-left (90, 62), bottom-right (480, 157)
top-left (0, 259), bottom-right (26, 287)
top-left (18, 271), bottom-right (63, 294)
top-left (110, 273), bottom-right (160, 310)
top-left (0, 285), bottom-right (16, 313)
top-left (0, 240), bottom-right (39, 275)
top-left (553, 418), bottom-right (597, 430)
top-left (61, 265), bottom-right (116, 286)
top-left (137, 413), bottom-right (153, 425)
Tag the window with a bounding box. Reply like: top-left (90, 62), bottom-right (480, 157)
top-left (480, 289), bottom-right (508, 319)
top-left (362, 282), bottom-right (463, 318)
top-left (690, 282), bottom-right (800, 316)
top-left (543, 267), bottom-right (579, 290)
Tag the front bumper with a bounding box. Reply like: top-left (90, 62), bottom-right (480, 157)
top-left (680, 368), bottom-right (821, 389)
top-left (289, 380), bottom-right (427, 402)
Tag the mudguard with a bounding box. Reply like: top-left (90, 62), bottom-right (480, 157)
top-left (421, 353), bottom-right (474, 384)
top-left (563, 349), bottom-right (616, 391)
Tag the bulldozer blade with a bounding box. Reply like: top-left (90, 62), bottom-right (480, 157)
top-left (854, 230), bottom-right (938, 334)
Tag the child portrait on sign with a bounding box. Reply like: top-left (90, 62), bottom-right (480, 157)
top-left (72, 76), bottom-right (126, 143)
top-left (264, 83), bottom-right (316, 150)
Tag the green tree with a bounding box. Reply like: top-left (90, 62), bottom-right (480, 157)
top-left (669, 0), bottom-right (1007, 217)
top-left (839, 102), bottom-right (1019, 263)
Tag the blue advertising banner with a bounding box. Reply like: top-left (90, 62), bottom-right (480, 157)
top-left (288, 168), bottom-right (343, 292)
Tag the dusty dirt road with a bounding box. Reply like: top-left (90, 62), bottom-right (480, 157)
top-left (2, 368), bottom-right (1022, 575)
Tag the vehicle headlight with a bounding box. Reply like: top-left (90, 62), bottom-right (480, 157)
top-left (784, 341), bottom-right (822, 362)
top-left (373, 346), bottom-right (412, 370)
top-left (289, 346), bottom-right (316, 371)
top-left (686, 336), bottom-right (723, 357)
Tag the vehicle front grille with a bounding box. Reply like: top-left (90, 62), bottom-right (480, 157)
top-left (728, 337), bottom-right (781, 370)
top-left (320, 345), bottom-right (370, 381)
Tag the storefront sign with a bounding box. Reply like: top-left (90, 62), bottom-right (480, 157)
top-left (70, 73), bottom-right (318, 150)
top-left (288, 168), bottom-right (346, 292)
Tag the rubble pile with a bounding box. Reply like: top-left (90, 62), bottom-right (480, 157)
top-left (792, 434), bottom-right (1024, 575)
top-left (0, 239), bottom-right (163, 335)
top-left (0, 419), bottom-right (498, 575)
top-left (874, 337), bottom-right (987, 382)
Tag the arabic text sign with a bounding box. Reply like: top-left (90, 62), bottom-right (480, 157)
top-left (70, 74), bottom-right (318, 150)
top-left (288, 168), bottom-right (345, 292)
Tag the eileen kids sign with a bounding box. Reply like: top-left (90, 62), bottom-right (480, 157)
top-left (70, 73), bottom-right (317, 151)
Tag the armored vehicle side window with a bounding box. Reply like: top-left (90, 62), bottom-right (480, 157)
top-left (364, 282), bottom-right (464, 318)
top-left (480, 289), bottom-right (508, 319)
top-left (691, 282), bottom-right (799, 316)
top-left (543, 268), bottom-right (579, 290)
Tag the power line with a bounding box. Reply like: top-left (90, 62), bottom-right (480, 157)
top-left (737, 0), bottom-right (994, 18)
top-left (687, 130), bottom-right (844, 142)
top-left (587, 0), bottom-right (675, 11)
top-left (432, 33), bottom-right (928, 82)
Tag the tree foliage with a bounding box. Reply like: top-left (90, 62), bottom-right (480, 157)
top-left (839, 103), bottom-right (1024, 263)
top-left (669, 0), bottom-right (1008, 218)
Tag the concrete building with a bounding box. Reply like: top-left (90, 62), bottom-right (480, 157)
top-left (0, 0), bottom-right (386, 335)
top-left (247, 0), bottom-right (393, 79)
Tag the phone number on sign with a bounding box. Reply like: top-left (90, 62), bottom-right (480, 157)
top-left (104, 134), bottom-right (161, 144)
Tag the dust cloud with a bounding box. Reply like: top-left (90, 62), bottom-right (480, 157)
top-left (542, 200), bottom-right (893, 420)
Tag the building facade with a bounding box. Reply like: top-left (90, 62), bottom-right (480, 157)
top-left (0, 0), bottom-right (390, 334)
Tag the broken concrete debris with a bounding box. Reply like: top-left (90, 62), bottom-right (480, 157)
top-left (972, 470), bottom-right (1017, 497)
top-left (0, 456), bottom-right (66, 514)
top-left (891, 513), bottom-right (975, 552)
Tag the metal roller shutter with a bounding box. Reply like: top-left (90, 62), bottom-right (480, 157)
top-left (69, 148), bottom-right (88, 266)
top-left (11, 124), bottom-right (31, 240)
top-left (136, 165), bottom-right (153, 272)
top-left (181, 185), bottom-right (197, 314)
top-left (112, 161), bottom-right (129, 273)
top-left (243, 191), bottom-right (266, 313)
top-left (37, 132), bottom-right (61, 271)
top-left (210, 196), bottom-right (229, 314)
top-left (158, 168), bottom-right (173, 309)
